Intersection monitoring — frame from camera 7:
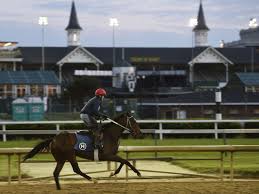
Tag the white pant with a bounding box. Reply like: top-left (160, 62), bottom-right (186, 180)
top-left (80, 114), bottom-right (97, 129)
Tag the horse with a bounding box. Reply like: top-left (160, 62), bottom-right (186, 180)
top-left (23, 112), bottom-right (142, 190)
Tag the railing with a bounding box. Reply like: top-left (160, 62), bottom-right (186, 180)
top-left (1, 145), bottom-right (259, 184)
top-left (1, 119), bottom-right (259, 142)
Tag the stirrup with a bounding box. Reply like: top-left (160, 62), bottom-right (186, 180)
top-left (94, 149), bottom-right (99, 161)
top-left (94, 142), bottom-right (103, 150)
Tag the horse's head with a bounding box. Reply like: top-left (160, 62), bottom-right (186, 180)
top-left (117, 111), bottom-right (142, 138)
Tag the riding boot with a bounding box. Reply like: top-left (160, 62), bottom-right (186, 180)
top-left (93, 129), bottom-right (102, 149)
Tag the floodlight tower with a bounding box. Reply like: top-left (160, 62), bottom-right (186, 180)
top-left (109, 18), bottom-right (119, 67)
top-left (38, 16), bottom-right (48, 70)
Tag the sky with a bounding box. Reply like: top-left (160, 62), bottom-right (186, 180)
top-left (1, 0), bottom-right (259, 48)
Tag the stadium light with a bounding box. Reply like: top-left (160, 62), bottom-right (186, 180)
top-left (109, 18), bottom-right (119, 67)
top-left (3, 42), bottom-right (12, 47)
top-left (219, 40), bottom-right (224, 48)
top-left (249, 18), bottom-right (258, 28)
top-left (189, 18), bottom-right (197, 27)
top-left (38, 16), bottom-right (48, 71)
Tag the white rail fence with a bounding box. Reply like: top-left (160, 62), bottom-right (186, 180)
top-left (1, 145), bottom-right (259, 184)
top-left (1, 119), bottom-right (259, 142)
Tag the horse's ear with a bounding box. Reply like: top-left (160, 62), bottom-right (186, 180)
top-left (127, 110), bottom-right (134, 116)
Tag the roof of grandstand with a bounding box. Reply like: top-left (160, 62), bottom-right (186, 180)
top-left (236, 73), bottom-right (259, 86)
top-left (18, 46), bottom-right (259, 65)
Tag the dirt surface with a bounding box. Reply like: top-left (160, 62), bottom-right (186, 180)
top-left (21, 160), bottom-right (198, 179)
top-left (1, 181), bottom-right (259, 194)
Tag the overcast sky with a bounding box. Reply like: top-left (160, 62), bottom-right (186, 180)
top-left (1, 0), bottom-right (259, 47)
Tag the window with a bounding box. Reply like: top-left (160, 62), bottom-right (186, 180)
top-left (177, 110), bottom-right (186, 119)
top-left (6, 85), bottom-right (12, 97)
top-left (17, 85), bottom-right (26, 97)
top-left (48, 85), bottom-right (57, 96)
top-left (38, 86), bottom-right (44, 96)
top-left (245, 87), bottom-right (256, 93)
top-left (0, 64), bottom-right (5, 71)
top-left (116, 106), bottom-right (122, 112)
top-left (229, 109), bottom-right (239, 115)
top-left (0, 86), bottom-right (4, 98)
top-left (166, 111), bottom-right (173, 119)
top-left (204, 109), bottom-right (214, 115)
top-left (30, 85), bottom-right (38, 96)
top-left (73, 33), bottom-right (77, 41)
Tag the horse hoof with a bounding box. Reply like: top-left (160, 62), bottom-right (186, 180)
top-left (91, 178), bottom-right (98, 184)
top-left (137, 173), bottom-right (142, 177)
top-left (109, 172), bottom-right (114, 177)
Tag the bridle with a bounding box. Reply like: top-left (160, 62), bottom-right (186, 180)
top-left (126, 115), bottom-right (135, 134)
top-left (107, 115), bottom-right (136, 135)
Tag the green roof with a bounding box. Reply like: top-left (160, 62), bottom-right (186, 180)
top-left (0, 71), bottom-right (60, 85)
top-left (236, 73), bottom-right (259, 86)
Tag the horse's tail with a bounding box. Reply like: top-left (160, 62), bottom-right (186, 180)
top-left (23, 138), bottom-right (53, 162)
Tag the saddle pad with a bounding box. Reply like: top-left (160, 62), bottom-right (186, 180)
top-left (74, 133), bottom-right (94, 152)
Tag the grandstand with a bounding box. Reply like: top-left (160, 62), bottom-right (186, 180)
top-left (1, 1), bottom-right (259, 119)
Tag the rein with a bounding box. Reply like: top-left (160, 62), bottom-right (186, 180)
top-left (107, 116), bottom-right (134, 133)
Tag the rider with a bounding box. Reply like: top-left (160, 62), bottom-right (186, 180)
top-left (80, 88), bottom-right (108, 149)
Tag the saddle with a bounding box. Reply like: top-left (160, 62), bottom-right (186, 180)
top-left (76, 130), bottom-right (103, 150)
top-left (77, 130), bottom-right (93, 137)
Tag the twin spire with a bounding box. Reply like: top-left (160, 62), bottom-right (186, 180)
top-left (193, 0), bottom-right (209, 31)
top-left (66, 1), bottom-right (82, 31)
top-left (66, 1), bottom-right (82, 46)
top-left (193, 0), bottom-right (210, 47)
top-left (65, 1), bottom-right (209, 47)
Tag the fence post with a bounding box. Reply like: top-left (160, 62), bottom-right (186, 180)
top-left (220, 152), bottom-right (224, 180)
top-left (18, 154), bottom-right (21, 184)
top-left (215, 88), bottom-right (222, 139)
top-left (125, 152), bottom-right (129, 181)
top-left (230, 152), bottom-right (234, 181)
top-left (2, 124), bottom-right (6, 142)
top-left (8, 154), bottom-right (11, 184)
top-left (159, 122), bottom-right (163, 140)
top-left (56, 124), bottom-right (60, 132)
top-left (114, 162), bottom-right (118, 179)
top-left (154, 133), bottom-right (158, 158)
top-left (107, 161), bottom-right (111, 171)
top-left (214, 122), bottom-right (218, 139)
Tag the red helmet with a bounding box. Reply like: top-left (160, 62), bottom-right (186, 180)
top-left (95, 88), bottom-right (107, 96)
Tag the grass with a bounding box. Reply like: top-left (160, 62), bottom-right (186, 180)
top-left (0, 138), bottom-right (259, 179)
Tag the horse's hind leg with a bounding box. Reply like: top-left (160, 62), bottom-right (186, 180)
top-left (70, 162), bottom-right (92, 180)
top-left (53, 160), bottom-right (65, 190)
top-left (68, 152), bottom-right (92, 181)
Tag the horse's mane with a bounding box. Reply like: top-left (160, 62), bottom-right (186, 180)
top-left (102, 112), bottom-right (128, 129)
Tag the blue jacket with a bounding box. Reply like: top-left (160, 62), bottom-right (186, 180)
top-left (80, 96), bottom-right (103, 118)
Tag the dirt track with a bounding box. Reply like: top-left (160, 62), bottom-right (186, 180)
top-left (1, 181), bottom-right (259, 194)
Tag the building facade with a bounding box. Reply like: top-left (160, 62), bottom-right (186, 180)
top-left (1, 1), bottom-right (259, 119)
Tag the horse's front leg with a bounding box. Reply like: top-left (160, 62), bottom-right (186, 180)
top-left (100, 155), bottom-right (141, 177)
top-left (109, 163), bottom-right (124, 177)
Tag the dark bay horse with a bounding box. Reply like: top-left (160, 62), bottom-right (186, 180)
top-left (23, 112), bottom-right (142, 190)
